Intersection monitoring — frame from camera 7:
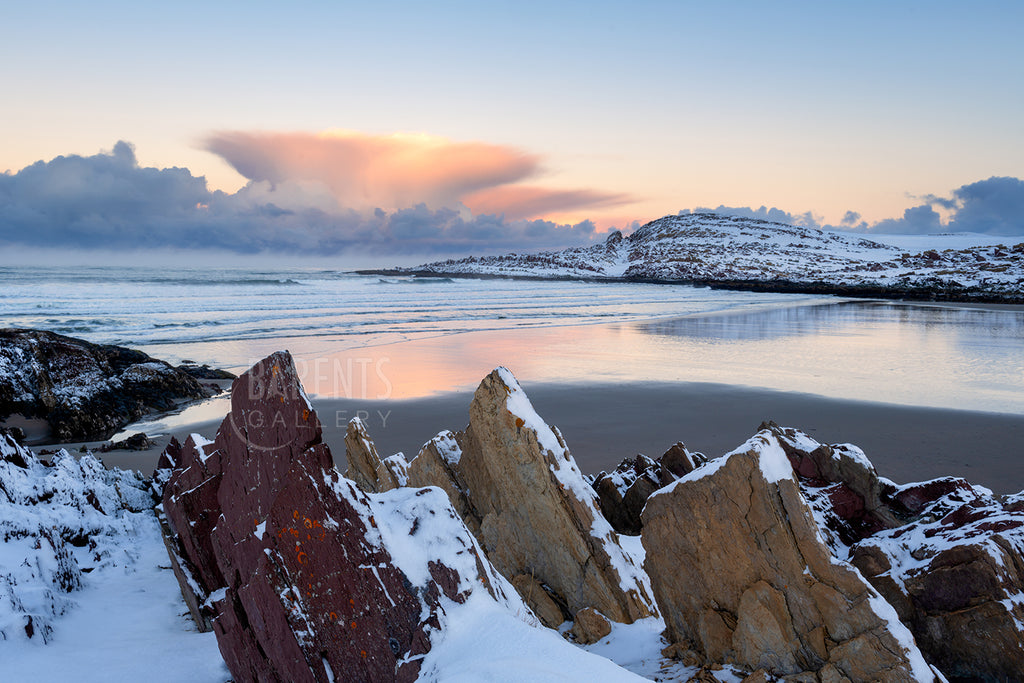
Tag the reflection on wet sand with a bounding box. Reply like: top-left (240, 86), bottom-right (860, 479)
top-left (292, 300), bottom-right (1024, 414)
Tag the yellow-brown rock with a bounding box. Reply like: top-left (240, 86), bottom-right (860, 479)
top-left (641, 429), bottom-right (939, 681)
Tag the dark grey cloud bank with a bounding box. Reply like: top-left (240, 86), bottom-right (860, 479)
top-left (0, 142), bottom-right (597, 256)
top-left (692, 177), bottom-right (1024, 237)
top-left (2, 143), bottom-right (1022, 258)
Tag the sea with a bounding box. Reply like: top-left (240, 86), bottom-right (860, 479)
top-left (1, 265), bottom-right (1022, 415)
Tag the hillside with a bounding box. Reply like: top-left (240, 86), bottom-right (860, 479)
top-left (388, 213), bottom-right (1024, 302)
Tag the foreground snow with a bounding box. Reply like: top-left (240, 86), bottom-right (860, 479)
top-left (4, 513), bottom-right (227, 682)
top-left (0, 436), bottom-right (226, 682)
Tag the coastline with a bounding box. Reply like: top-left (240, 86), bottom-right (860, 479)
top-left (357, 268), bottom-right (1024, 305)
top-left (86, 380), bottom-right (1024, 495)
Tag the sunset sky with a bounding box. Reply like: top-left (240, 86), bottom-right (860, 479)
top-left (2, 1), bottom-right (1023, 257)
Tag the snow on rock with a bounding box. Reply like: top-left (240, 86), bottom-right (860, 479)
top-left (642, 427), bottom-right (940, 681)
top-left (456, 367), bottom-right (658, 623)
top-left (850, 479), bottom-right (1024, 681)
top-left (162, 351), bottom-right (653, 683)
top-left (402, 212), bottom-right (1024, 302)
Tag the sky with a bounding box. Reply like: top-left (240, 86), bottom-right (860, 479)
top-left (2, 1), bottom-right (1023, 260)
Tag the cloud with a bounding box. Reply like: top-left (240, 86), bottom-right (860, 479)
top-left (463, 185), bottom-right (634, 221)
top-left (204, 129), bottom-right (543, 211)
top-left (861, 177), bottom-right (1024, 235)
top-left (204, 129), bottom-right (639, 222)
top-left (0, 141), bottom-right (606, 257)
top-left (682, 178), bottom-right (1024, 236)
top-left (681, 205), bottom-right (822, 229)
top-left (841, 210), bottom-right (861, 226)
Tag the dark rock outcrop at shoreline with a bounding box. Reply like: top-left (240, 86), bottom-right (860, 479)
top-left (0, 328), bottom-right (214, 441)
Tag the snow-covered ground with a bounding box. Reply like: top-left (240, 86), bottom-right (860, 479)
top-left (1, 437), bottom-right (226, 682)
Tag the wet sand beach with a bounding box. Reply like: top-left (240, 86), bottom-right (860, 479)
top-left (89, 380), bottom-right (1024, 495)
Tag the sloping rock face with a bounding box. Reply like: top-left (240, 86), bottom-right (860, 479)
top-left (642, 429), bottom-right (938, 681)
top-left (0, 328), bottom-right (211, 441)
top-left (0, 434), bottom-right (152, 642)
top-left (765, 422), bottom-right (901, 547)
top-left (454, 367), bottom-right (656, 623)
top-left (162, 351), bottom-right (526, 683)
top-left (850, 481), bottom-right (1024, 682)
top-left (346, 368), bottom-right (657, 624)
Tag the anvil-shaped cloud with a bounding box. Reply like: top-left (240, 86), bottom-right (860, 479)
top-left (204, 130), bottom-right (631, 220)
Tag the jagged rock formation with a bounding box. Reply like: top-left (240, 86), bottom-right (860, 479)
top-left (850, 480), bottom-right (1024, 682)
top-left (161, 351), bottom-right (532, 683)
top-left (0, 328), bottom-right (212, 441)
top-left (0, 433), bottom-right (153, 642)
top-left (592, 443), bottom-right (706, 535)
top-left (641, 429), bottom-right (939, 681)
top-left (346, 367), bottom-right (658, 625)
top-left (762, 423), bottom-right (1024, 681)
top-left (390, 213), bottom-right (1024, 302)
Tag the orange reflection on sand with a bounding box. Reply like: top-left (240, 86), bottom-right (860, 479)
top-left (295, 324), bottom-right (642, 400)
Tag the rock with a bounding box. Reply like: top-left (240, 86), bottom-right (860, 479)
top-left (642, 428), bottom-right (938, 680)
top-left (99, 432), bottom-right (154, 452)
top-left (763, 422), bottom-right (900, 547)
top-left (162, 351), bottom-right (532, 683)
top-left (511, 574), bottom-right (566, 628)
top-left (850, 480), bottom-right (1024, 682)
top-left (592, 454), bottom-right (662, 535)
top-left (0, 328), bottom-right (211, 441)
top-left (740, 670), bottom-right (770, 683)
top-left (176, 362), bottom-right (237, 380)
top-left (571, 607), bottom-right (612, 645)
top-left (344, 417), bottom-right (411, 494)
top-left (405, 430), bottom-right (481, 537)
top-left (658, 441), bottom-right (706, 485)
top-left (447, 367), bottom-right (657, 623)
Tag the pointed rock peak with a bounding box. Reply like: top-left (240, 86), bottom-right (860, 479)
top-left (477, 366), bottom-right (567, 458)
top-left (344, 416), bottom-right (385, 492)
top-left (223, 350), bottom-right (321, 456)
top-left (464, 366), bottom-right (658, 623)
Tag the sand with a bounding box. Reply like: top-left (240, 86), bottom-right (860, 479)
top-left (71, 380), bottom-right (1024, 496)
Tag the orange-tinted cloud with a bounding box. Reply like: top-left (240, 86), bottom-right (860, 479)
top-left (204, 130), bottom-right (540, 211)
top-left (462, 185), bottom-right (635, 221)
top-left (204, 130), bottom-right (639, 224)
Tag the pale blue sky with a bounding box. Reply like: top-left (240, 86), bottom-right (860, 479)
top-left (2, 1), bottom-right (1022, 237)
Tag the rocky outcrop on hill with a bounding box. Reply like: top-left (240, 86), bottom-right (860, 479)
top-left (642, 429), bottom-right (939, 681)
top-left (161, 351), bottom-right (533, 683)
top-left (389, 213), bottom-right (1024, 302)
top-left (0, 328), bottom-right (213, 441)
top-left (0, 433), bottom-right (153, 643)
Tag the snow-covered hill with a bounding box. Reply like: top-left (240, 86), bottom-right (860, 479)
top-left (397, 213), bottom-right (1024, 301)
